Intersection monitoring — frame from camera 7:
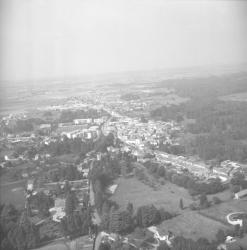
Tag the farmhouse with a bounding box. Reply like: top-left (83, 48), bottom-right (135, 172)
top-left (235, 189), bottom-right (247, 200)
top-left (49, 198), bottom-right (66, 222)
top-left (38, 124), bottom-right (51, 134)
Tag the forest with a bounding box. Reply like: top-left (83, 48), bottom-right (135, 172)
top-left (150, 73), bottom-right (247, 163)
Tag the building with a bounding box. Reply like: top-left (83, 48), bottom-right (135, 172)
top-left (38, 124), bottom-right (51, 134)
top-left (49, 198), bottom-right (66, 222)
top-left (27, 179), bottom-right (34, 192)
top-left (235, 189), bottom-right (247, 200)
top-left (74, 118), bottom-right (92, 125)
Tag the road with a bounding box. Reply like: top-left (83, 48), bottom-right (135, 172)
top-left (89, 159), bottom-right (101, 225)
top-left (226, 212), bottom-right (247, 227)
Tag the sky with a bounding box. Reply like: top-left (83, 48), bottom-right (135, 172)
top-left (0, 0), bottom-right (247, 81)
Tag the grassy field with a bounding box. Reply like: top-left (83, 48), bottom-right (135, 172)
top-left (111, 177), bottom-right (193, 213)
top-left (207, 189), bottom-right (232, 202)
top-left (0, 180), bottom-right (26, 208)
top-left (35, 236), bottom-right (93, 250)
top-left (54, 154), bottom-right (78, 164)
top-left (35, 242), bottom-right (68, 250)
top-left (111, 177), bottom-right (236, 241)
top-left (200, 198), bottom-right (247, 224)
top-left (157, 211), bottom-right (229, 241)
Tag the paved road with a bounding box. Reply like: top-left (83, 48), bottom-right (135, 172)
top-left (226, 212), bottom-right (247, 227)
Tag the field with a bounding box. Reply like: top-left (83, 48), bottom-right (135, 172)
top-left (200, 198), bottom-right (247, 224)
top-left (35, 236), bottom-right (93, 250)
top-left (0, 180), bottom-right (26, 208)
top-left (157, 211), bottom-right (229, 241)
top-left (54, 154), bottom-right (78, 164)
top-left (35, 242), bottom-right (68, 250)
top-left (111, 177), bottom-right (193, 213)
top-left (207, 189), bottom-right (232, 202)
top-left (111, 177), bottom-right (236, 241)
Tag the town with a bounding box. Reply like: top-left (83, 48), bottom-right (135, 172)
top-left (1, 77), bottom-right (247, 250)
top-left (1, 1), bottom-right (247, 249)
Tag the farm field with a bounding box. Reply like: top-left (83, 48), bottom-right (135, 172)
top-left (34, 242), bottom-right (68, 250)
top-left (156, 211), bottom-right (229, 241)
top-left (207, 189), bottom-right (232, 202)
top-left (111, 177), bottom-right (193, 213)
top-left (34, 236), bottom-right (93, 250)
top-left (54, 154), bottom-right (78, 164)
top-left (0, 180), bottom-right (26, 208)
top-left (200, 198), bottom-right (247, 224)
top-left (111, 177), bottom-right (235, 241)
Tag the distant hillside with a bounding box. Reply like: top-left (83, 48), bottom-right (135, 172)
top-left (150, 72), bottom-right (247, 163)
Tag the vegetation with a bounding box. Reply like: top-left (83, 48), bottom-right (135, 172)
top-left (60, 207), bottom-right (92, 239)
top-left (120, 93), bottom-right (140, 101)
top-left (58, 109), bottom-right (108, 123)
top-left (143, 161), bottom-right (225, 195)
top-left (150, 74), bottom-right (247, 163)
top-left (0, 204), bottom-right (39, 250)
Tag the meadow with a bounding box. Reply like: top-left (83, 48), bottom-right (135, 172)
top-left (111, 177), bottom-right (193, 213)
top-left (111, 177), bottom-right (240, 241)
top-left (0, 180), bottom-right (26, 208)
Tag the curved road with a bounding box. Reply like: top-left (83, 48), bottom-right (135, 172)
top-left (226, 212), bottom-right (247, 227)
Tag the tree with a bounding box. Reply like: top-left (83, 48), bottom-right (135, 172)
top-left (157, 242), bottom-right (170, 250)
top-left (55, 183), bottom-right (62, 196)
top-left (32, 191), bottom-right (53, 217)
top-left (65, 191), bottom-right (78, 216)
top-left (60, 218), bottom-right (68, 237)
top-left (8, 210), bottom-right (40, 250)
top-left (242, 218), bottom-right (247, 234)
top-left (136, 205), bottom-right (160, 227)
top-left (99, 242), bottom-right (111, 250)
top-left (158, 167), bottom-right (165, 177)
top-left (212, 196), bottom-right (221, 205)
top-left (158, 208), bottom-right (173, 221)
top-left (179, 199), bottom-right (184, 210)
top-left (216, 229), bottom-right (225, 243)
top-left (199, 194), bottom-right (210, 209)
top-left (126, 202), bottom-right (134, 216)
top-left (231, 171), bottom-right (245, 186)
top-left (109, 210), bottom-right (121, 233)
top-left (63, 180), bottom-right (71, 194)
top-left (230, 184), bottom-right (240, 194)
top-left (119, 211), bottom-right (133, 233)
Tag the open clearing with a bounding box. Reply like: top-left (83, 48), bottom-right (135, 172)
top-left (34, 236), bottom-right (92, 250)
top-left (111, 177), bottom-right (193, 213)
top-left (157, 211), bottom-right (229, 241)
top-left (111, 177), bottom-right (235, 241)
top-left (0, 180), bottom-right (26, 208)
top-left (35, 242), bottom-right (69, 250)
top-left (200, 198), bottom-right (247, 224)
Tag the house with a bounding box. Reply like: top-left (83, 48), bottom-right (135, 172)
top-left (235, 189), bottom-right (247, 200)
top-left (74, 118), bottom-right (92, 124)
top-left (93, 118), bottom-right (104, 125)
top-left (27, 179), bottom-right (34, 191)
top-left (107, 184), bottom-right (118, 194)
top-left (218, 235), bottom-right (247, 250)
top-left (82, 168), bottom-right (89, 178)
top-left (49, 198), bottom-right (66, 222)
top-left (38, 124), bottom-right (51, 134)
